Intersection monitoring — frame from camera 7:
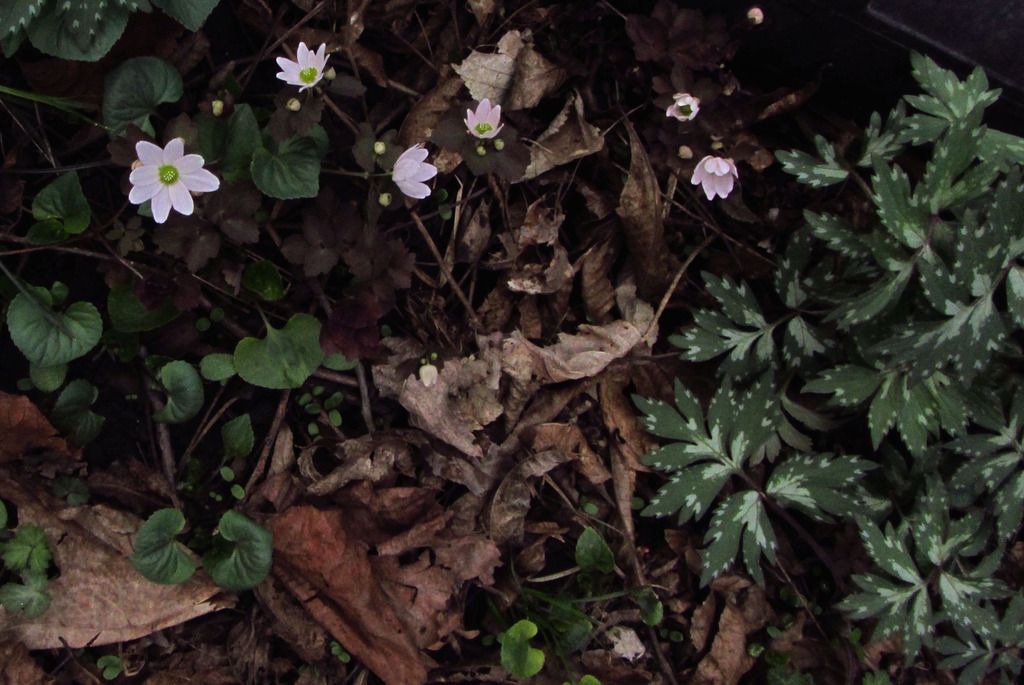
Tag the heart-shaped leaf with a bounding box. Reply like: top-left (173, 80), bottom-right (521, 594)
top-left (6, 287), bottom-right (103, 367)
top-left (221, 414), bottom-right (254, 459)
top-left (575, 527), bottom-right (614, 574)
top-left (103, 57), bottom-right (183, 135)
top-left (29, 363), bottom-right (66, 393)
top-left (203, 510), bottom-right (272, 591)
top-left (251, 126), bottom-right (328, 200)
top-left (499, 619), bottom-right (545, 679)
top-left (31, 173), bottom-right (90, 237)
top-left (200, 353), bottom-right (236, 382)
top-left (130, 508), bottom-right (197, 585)
top-left (233, 313), bottom-right (324, 389)
top-left (242, 261), bottom-right (285, 301)
top-left (108, 284), bottom-right (179, 333)
top-left (222, 104), bottom-right (261, 182)
top-left (152, 0), bottom-right (220, 31)
top-left (50, 379), bottom-right (105, 445)
top-left (153, 361), bottom-right (204, 424)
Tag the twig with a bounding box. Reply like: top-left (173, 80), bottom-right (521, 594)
top-left (410, 210), bottom-right (482, 331)
top-left (242, 390), bottom-right (290, 503)
top-left (145, 385), bottom-right (183, 510)
top-left (355, 361), bottom-right (375, 435)
top-left (312, 368), bottom-right (360, 388)
top-left (644, 233), bottom-right (715, 342)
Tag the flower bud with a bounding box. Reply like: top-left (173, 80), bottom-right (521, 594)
top-left (286, 98), bottom-right (302, 112)
top-left (378, 192), bottom-right (393, 207)
top-left (493, 138), bottom-right (505, 151)
top-left (323, 66), bottom-right (337, 80)
top-left (418, 363), bottom-right (439, 387)
top-left (211, 99), bottom-right (225, 117)
top-left (747, 6), bottom-right (765, 25)
top-left (475, 144), bottom-right (487, 156)
top-left (710, 140), bottom-right (725, 151)
top-left (373, 141), bottom-right (387, 155)
top-left (677, 145), bottom-right (694, 160)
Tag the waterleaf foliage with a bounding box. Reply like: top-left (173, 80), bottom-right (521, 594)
top-left (7, 286), bottom-right (103, 367)
top-left (775, 135), bottom-right (849, 188)
top-left (151, 0), bottom-right (220, 31)
top-left (130, 508), bottom-right (197, 585)
top-left (233, 313), bottom-right (324, 389)
top-left (499, 619), bottom-right (545, 679)
top-left (935, 596), bottom-right (1024, 685)
top-left (202, 510), bottom-right (273, 591)
top-left (103, 57), bottom-right (184, 135)
top-left (50, 379), bottom-right (105, 445)
top-left (153, 360), bottom-right (204, 424)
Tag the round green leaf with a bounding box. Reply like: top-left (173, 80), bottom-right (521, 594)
top-left (51, 379), bottom-right (105, 445)
top-left (152, 0), bottom-right (220, 31)
top-left (153, 361), bottom-right (204, 424)
top-left (96, 654), bottom-right (123, 681)
top-left (233, 313), bottom-right (324, 389)
top-left (575, 527), bottom-right (615, 574)
top-left (130, 508), bottom-right (197, 585)
top-left (7, 288), bottom-right (102, 367)
top-left (31, 173), bottom-right (90, 234)
top-left (222, 104), bottom-right (260, 181)
top-left (323, 352), bottom-right (358, 371)
top-left (203, 510), bottom-right (272, 592)
top-left (221, 413), bottom-right (254, 459)
top-left (242, 261), bottom-right (285, 301)
top-left (108, 284), bottom-right (179, 333)
top-left (251, 127), bottom-right (328, 200)
top-left (103, 57), bottom-right (183, 135)
top-left (499, 619), bottom-right (545, 679)
top-left (29, 363), bottom-right (66, 393)
top-left (200, 353), bottom-right (236, 382)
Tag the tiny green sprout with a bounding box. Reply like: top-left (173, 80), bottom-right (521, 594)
top-left (210, 492), bottom-right (223, 502)
top-left (230, 484), bottom-right (245, 500)
top-left (286, 97), bottom-right (302, 112)
top-left (211, 99), bottom-right (225, 117)
top-left (475, 144), bottom-right (487, 156)
top-left (747, 642), bottom-right (765, 657)
top-left (378, 192), bottom-right (393, 207)
top-left (329, 640), bottom-right (352, 663)
top-left (298, 392), bottom-right (312, 406)
top-left (667, 630), bottom-right (684, 643)
top-left (581, 501), bottom-right (599, 516)
top-left (196, 318), bottom-right (211, 332)
top-left (308, 422), bottom-right (320, 436)
top-left (328, 409), bottom-right (342, 427)
top-left (312, 385), bottom-right (325, 397)
top-left (305, 402), bottom-right (322, 414)
top-left (323, 66), bottom-right (337, 81)
top-left (429, 352), bottom-right (438, 361)
top-left (210, 307), bottom-right (225, 323)
top-left (96, 654), bottom-right (123, 681)
top-left (50, 281), bottom-right (69, 306)
top-left (493, 138), bottom-right (506, 151)
top-left (373, 141), bottom-right (387, 155)
top-left (219, 466), bottom-right (235, 482)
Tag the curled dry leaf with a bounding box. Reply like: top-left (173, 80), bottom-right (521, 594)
top-left (579, 236), bottom-right (619, 324)
top-left (453, 30), bottom-right (566, 111)
top-left (522, 92), bottom-right (604, 180)
top-left (0, 474), bottom-right (229, 649)
top-left (488, 447), bottom-right (572, 544)
top-left (0, 393), bottom-right (75, 463)
top-left (503, 319), bottom-right (644, 384)
top-left (527, 423), bottom-right (610, 485)
top-left (692, 576), bottom-right (773, 685)
top-left (399, 73), bottom-right (465, 147)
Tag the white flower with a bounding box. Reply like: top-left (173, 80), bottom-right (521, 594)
top-left (691, 155), bottom-right (739, 200)
top-left (275, 42), bottom-right (329, 91)
top-left (464, 98), bottom-right (503, 139)
top-left (128, 138), bottom-right (220, 224)
top-left (392, 144), bottom-right (438, 200)
top-left (666, 93), bottom-right (700, 121)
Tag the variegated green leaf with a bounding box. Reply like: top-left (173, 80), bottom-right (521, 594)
top-left (776, 135), bottom-right (849, 187)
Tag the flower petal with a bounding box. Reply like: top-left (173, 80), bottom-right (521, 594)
top-left (129, 181), bottom-right (162, 204)
top-left (180, 168), bottom-right (220, 193)
top-left (162, 138), bottom-right (185, 164)
top-left (315, 43), bottom-right (327, 66)
top-left (135, 141), bottom-right (164, 166)
top-left (169, 182), bottom-right (194, 216)
top-left (396, 179), bottom-right (430, 199)
top-left (176, 154), bottom-right (206, 174)
top-left (129, 165), bottom-right (160, 186)
top-left (151, 188), bottom-right (173, 224)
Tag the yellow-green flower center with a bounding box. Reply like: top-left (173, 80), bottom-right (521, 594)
top-left (677, 104), bottom-right (693, 117)
top-left (299, 67), bottom-right (318, 84)
top-left (474, 122), bottom-right (493, 135)
top-left (158, 164), bottom-right (179, 185)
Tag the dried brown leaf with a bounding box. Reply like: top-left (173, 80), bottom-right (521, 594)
top-left (692, 576), bottom-right (773, 685)
top-left (488, 448), bottom-right (571, 544)
top-left (0, 393), bottom-right (74, 463)
top-left (0, 641), bottom-right (49, 685)
top-left (522, 93), bottom-right (604, 180)
top-left (503, 320), bottom-right (643, 384)
top-left (452, 31), bottom-right (565, 111)
top-left (528, 423), bottom-right (610, 485)
top-left (399, 73), bottom-right (465, 147)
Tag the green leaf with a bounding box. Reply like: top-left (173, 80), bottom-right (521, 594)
top-left (242, 261), bottom-right (285, 301)
top-left (0, 571), bottom-right (51, 618)
top-left (0, 501), bottom-right (6, 529)
top-left (103, 57), bottom-right (183, 135)
top-left (130, 509), bottom-right (197, 585)
top-left (31, 173), bottom-right (90, 235)
top-left (499, 619), bottom-right (545, 679)
top-left (96, 654), bottom-right (123, 681)
top-left (908, 52), bottom-right (999, 122)
top-left (108, 284), bottom-right (179, 333)
top-left (152, 0), bottom-right (220, 31)
top-left (1007, 266), bottom-right (1024, 328)
top-left (871, 159), bottom-right (928, 249)
top-left (202, 510), bottom-right (273, 592)
top-left (632, 587), bottom-right (663, 626)
top-left (0, 2), bottom-right (47, 43)
top-left (323, 352), bottom-right (358, 371)
top-left (50, 379), bottom-right (105, 445)
top-left (2, 524), bottom-right (51, 574)
top-left (27, 2), bottom-right (129, 62)
top-left (6, 287), bottom-right (102, 367)
top-left (29, 363), bottom-right (66, 393)
top-left (233, 313), bottom-right (324, 389)
top-left (251, 127), bottom-right (328, 200)
top-left (221, 104), bottom-right (260, 181)
top-left (803, 365), bottom-right (883, 407)
top-left (575, 527), bottom-right (614, 574)
top-left (775, 136), bottom-right (849, 187)
top-left (701, 490), bottom-right (775, 586)
top-left (221, 414), bottom-right (254, 459)
top-left (153, 361), bottom-right (204, 424)
top-left (200, 353), bottom-right (237, 382)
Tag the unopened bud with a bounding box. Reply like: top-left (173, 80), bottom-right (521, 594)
top-left (286, 98), bottom-right (302, 112)
top-left (418, 363), bottom-right (439, 387)
top-left (378, 192), bottom-right (393, 207)
top-left (493, 138), bottom-right (505, 151)
top-left (677, 145), bottom-right (694, 160)
top-left (475, 144), bottom-right (487, 156)
top-left (211, 99), bottom-right (225, 117)
top-left (373, 141), bottom-right (387, 155)
top-left (710, 140), bottom-right (725, 151)
top-left (324, 66), bottom-right (337, 80)
top-left (747, 6), bottom-right (765, 25)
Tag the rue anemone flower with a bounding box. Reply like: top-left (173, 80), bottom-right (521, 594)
top-left (391, 144), bottom-right (438, 200)
top-left (129, 138), bottom-right (220, 224)
top-left (464, 98), bottom-right (503, 139)
top-left (666, 92), bottom-right (700, 121)
top-left (275, 42), bottom-right (329, 91)
top-left (691, 155), bottom-right (739, 201)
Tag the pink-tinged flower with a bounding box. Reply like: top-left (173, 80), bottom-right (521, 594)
top-left (392, 144), bottom-right (438, 199)
top-left (464, 98), bottom-right (503, 139)
top-left (691, 155), bottom-right (738, 201)
top-left (129, 138), bottom-right (220, 224)
top-left (275, 42), bottom-right (329, 91)
top-left (666, 93), bottom-right (700, 121)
